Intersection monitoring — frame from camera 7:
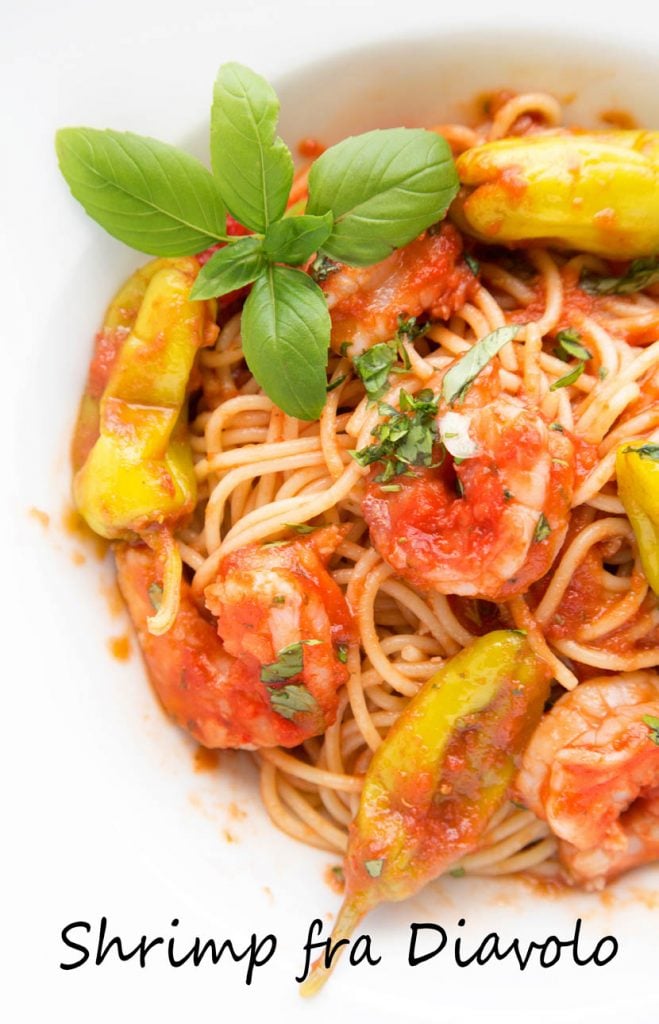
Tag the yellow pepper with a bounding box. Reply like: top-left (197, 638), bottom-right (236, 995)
top-left (301, 630), bottom-right (551, 994)
top-left (72, 259), bottom-right (168, 473)
top-left (616, 442), bottom-right (659, 596)
top-left (452, 131), bottom-right (659, 259)
top-left (73, 257), bottom-right (217, 634)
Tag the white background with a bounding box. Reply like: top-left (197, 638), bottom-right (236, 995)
top-left (2, 1), bottom-right (657, 1022)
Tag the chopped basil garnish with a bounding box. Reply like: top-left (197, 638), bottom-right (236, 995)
top-left (549, 361), bottom-right (586, 391)
top-left (284, 522), bottom-right (318, 534)
top-left (464, 254), bottom-right (480, 276)
top-left (364, 858), bottom-right (384, 878)
top-left (582, 256), bottom-right (659, 295)
top-left (352, 388), bottom-right (440, 482)
top-left (267, 683), bottom-right (319, 720)
top-left (553, 329), bottom-right (592, 363)
top-left (260, 639), bottom-right (322, 684)
top-left (624, 443), bottom-right (659, 462)
top-left (441, 325), bottom-right (520, 404)
top-left (336, 643), bottom-right (349, 664)
top-left (533, 513), bottom-right (551, 543)
top-left (147, 583), bottom-right (163, 611)
top-left (353, 342), bottom-right (397, 402)
top-left (326, 374), bottom-right (347, 393)
top-left (396, 316), bottom-right (428, 343)
top-left (643, 714), bottom-right (659, 745)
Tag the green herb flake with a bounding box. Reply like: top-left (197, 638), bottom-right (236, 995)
top-left (310, 254), bottom-right (341, 283)
top-left (553, 329), bottom-right (592, 363)
top-left (549, 361), bottom-right (586, 391)
top-left (380, 483), bottom-right (402, 492)
top-left (336, 643), bottom-right (349, 664)
top-left (396, 316), bottom-right (428, 342)
top-left (364, 858), bottom-right (384, 878)
top-left (581, 256), bottom-right (659, 295)
top-left (353, 342), bottom-right (397, 402)
top-left (623, 443), bottom-right (659, 462)
top-left (549, 422), bottom-right (565, 432)
top-left (326, 374), bottom-right (347, 393)
top-left (449, 866), bottom-right (466, 878)
top-left (267, 683), bottom-right (319, 720)
top-left (260, 639), bottom-right (322, 684)
top-left (598, 366), bottom-right (609, 380)
top-left (533, 513), bottom-right (551, 543)
top-left (464, 254), bottom-right (480, 276)
top-left (272, 595), bottom-right (286, 606)
top-left (147, 583), bottom-right (163, 611)
top-left (284, 522), bottom-right (318, 534)
top-left (442, 325), bottom-right (520, 404)
top-left (643, 714), bottom-right (659, 745)
top-left (331, 864), bottom-right (345, 883)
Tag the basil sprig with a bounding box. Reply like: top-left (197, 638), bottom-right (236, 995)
top-left (56, 63), bottom-right (459, 421)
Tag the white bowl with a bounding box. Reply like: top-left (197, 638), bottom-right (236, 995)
top-left (6, 10), bottom-right (658, 1024)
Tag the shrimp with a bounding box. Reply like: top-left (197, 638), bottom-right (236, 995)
top-left (362, 368), bottom-right (576, 602)
top-left (115, 526), bottom-right (354, 750)
top-left (320, 224), bottom-right (476, 355)
top-left (516, 673), bottom-right (659, 888)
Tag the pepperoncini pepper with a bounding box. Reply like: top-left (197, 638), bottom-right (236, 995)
top-left (73, 257), bottom-right (218, 634)
top-left (301, 630), bottom-right (551, 995)
top-left (616, 442), bottom-right (659, 596)
top-left (452, 131), bottom-right (659, 259)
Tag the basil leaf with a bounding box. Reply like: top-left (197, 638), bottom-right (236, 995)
top-left (442, 325), bottom-right (520, 404)
top-left (353, 342), bottom-right (396, 401)
top-left (55, 128), bottom-right (227, 255)
top-left (267, 683), bottom-right (319, 720)
top-left (241, 265), bottom-right (330, 420)
top-left (211, 63), bottom-right (294, 233)
top-left (260, 639), bottom-right (322, 684)
top-left (534, 513), bottom-right (551, 543)
top-left (549, 361), bottom-right (586, 391)
top-left (190, 236), bottom-right (264, 299)
top-left (582, 256), bottom-right (659, 295)
top-left (307, 128), bottom-right (459, 266)
top-left (554, 329), bottom-right (592, 362)
top-left (263, 212), bottom-right (333, 265)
